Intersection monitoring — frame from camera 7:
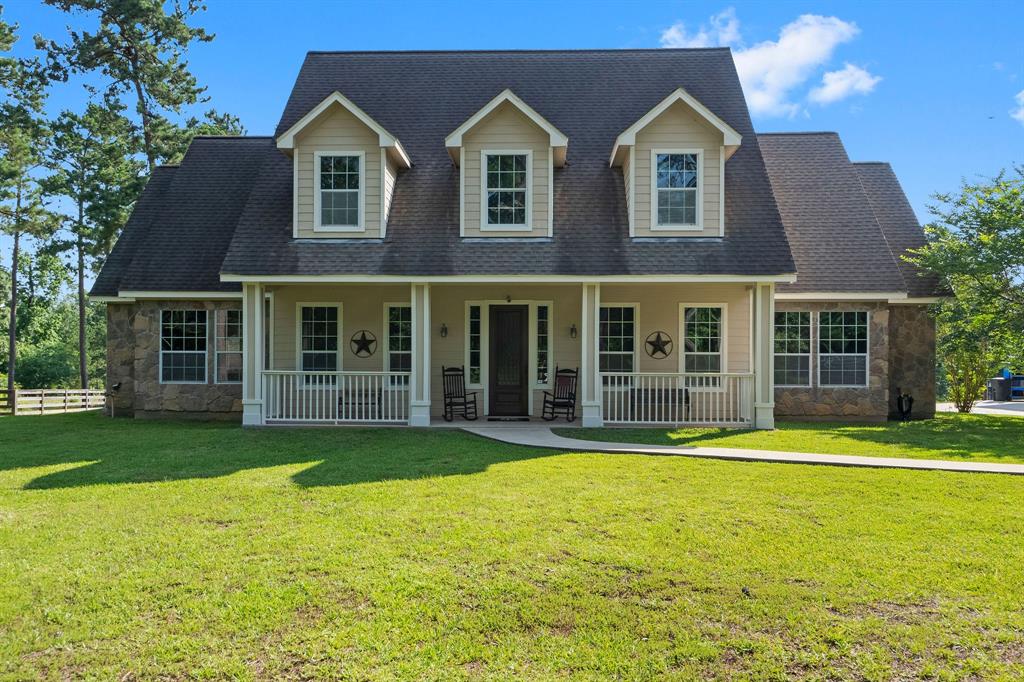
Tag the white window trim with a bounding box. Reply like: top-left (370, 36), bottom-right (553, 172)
top-left (651, 148), bottom-right (704, 231)
top-left (773, 310), bottom-right (812, 388)
top-left (817, 310), bottom-right (871, 388)
top-left (530, 301), bottom-right (554, 388)
top-left (599, 303), bottom-right (639, 390)
top-left (214, 308), bottom-right (243, 385)
top-left (265, 292), bottom-right (275, 371)
top-left (294, 302), bottom-right (343, 373)
top-left (158, 308), bottom-right (209, 385)
top-left (678, 302), bottom-right (728, 391)
top-left (313, 151), bottom-right (365, 233)
top-left (383, 302), bottom-right (413, 389)
top-left (480, 149), bottom-right (533, 232)
top-left (464, 302), bottom-right (485, 389)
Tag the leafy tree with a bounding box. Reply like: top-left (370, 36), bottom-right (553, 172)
top-left (153, 107), bottom-right (245, 164)
top-left (36, 0), bottom-right (215, 172)
top-left (0, 10), bottom-right (55, 391)
top-left (43, 102), bottom-right (144, 387)
top-left (908, 169), bottom-right (1024, 409)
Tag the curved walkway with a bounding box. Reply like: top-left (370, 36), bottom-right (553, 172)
top-left (461, 424), bottom-right (1024, 476)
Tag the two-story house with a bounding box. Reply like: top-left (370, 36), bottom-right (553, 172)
top-left (91, 49), bottom-right (942, 428)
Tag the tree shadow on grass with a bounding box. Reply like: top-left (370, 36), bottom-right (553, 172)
top-left (559, 414), bottom-right (1024, 463)
top-left (2, 412), bottom-right (555, 490)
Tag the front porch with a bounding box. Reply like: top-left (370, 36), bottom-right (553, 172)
top-left (238, 281), bottom-right (776, 429)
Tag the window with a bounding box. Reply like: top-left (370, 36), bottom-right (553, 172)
top-left (215, 309), bottom-right (243, 384)
top-left (774, 312), bottom-right (811, 387)
top-left (160, 310), bottom-right (207, 383)
top-left (467, 305), bottom-right (482, 386)
top-left (536, 304), bottom-right (550, 385)
top-left (300, 306), bottom-right (339, 373)
top-left (386, 305), bottom-right (412, 385)
top-left (682, 307), bottom-right (723, 386)
top-left (654, 151), bottom-right (700, 227)
top-left (819, 311), bottom-right (869, 386)
top-left (317, 153), bottom-right (361, 229)
top-left (484, 152), bottom-right (528, 227)
top-left (599, 306), bottom-right (635, 374)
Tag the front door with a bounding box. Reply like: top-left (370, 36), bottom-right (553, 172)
top-left (489, 305), bottom-right (528, 416)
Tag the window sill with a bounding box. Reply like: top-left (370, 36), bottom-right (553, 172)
top-left (313, 224), bottom-right (366, 233)
top-left (649, 224), bottom-right (704, 232)
top-left (480, 224), bottom-right (533, 232)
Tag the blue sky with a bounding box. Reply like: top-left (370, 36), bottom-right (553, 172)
top-left (3, 0), bottom-right (1023, 284)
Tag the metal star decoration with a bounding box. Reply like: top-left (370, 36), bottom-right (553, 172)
top-left (349, 330), bottom-right (377, 357)
top-left (645, 331), bottom-right (673, 359)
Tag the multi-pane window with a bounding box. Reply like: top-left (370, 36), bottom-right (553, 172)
top-left (300, 306), bottom-right (339, 372)
top-left (819, 311), bottom-right (869, 386)
top-left (467, 305), bottom-right (482, 385)
top-left (774, 312), bottom-right (811, 387)
top-left (655, 152), bottom-right (699, 226)
top-left (485, 153), bottom-right (528, 226)
top-left (387, 305), bottom-right (412, 385)
top-left (599, 306), bottom-right (635, 373)
top-left (318, 154), bottom-right (360, 227)
top-left (536, 304), bottom-right (550, 385)
top-left (683, 306), bottom-right (723, 374)
top-left (215, 309), bottom-right (243, 384)
top-left (160, 310), bottom-right (207, 383)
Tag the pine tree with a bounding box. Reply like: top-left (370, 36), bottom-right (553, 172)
top-left (43, 103), bottom-right (144, 387)
top-left (36, 0), bottom-right (215, 172)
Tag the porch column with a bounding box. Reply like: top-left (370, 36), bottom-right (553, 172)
top-left (409, 283), bottom-right (432, 426)
top-left (752, 282), bottom-right (775, 429)
top-left (580, 282), bottom-right (603, 427)
top-left (241, 282), bottom-right (265, 426)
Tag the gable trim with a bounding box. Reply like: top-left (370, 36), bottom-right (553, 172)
top-left (610, 87), bottom-right (742, 166)
top-left (276, 91), bottom-right (411, 167)
top-left (445, 88), bottom-right (569, 166)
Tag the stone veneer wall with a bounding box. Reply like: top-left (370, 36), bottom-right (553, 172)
top-left (774, 301), bottom-right (890, 421)
top-left (887, 304), bottom-right (936, 419)
top-left (105, 300), bottom-right (243, 419)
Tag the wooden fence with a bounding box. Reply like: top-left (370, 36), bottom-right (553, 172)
top-left (0, 389), bottom-right (105, 416)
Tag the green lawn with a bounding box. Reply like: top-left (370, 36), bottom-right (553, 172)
top-left (1, 413), bottom-right (1023, 680)
top-left (559, 413), bottom-right (1024, 465)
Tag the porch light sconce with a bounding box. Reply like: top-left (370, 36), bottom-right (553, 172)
top-left (440, 323), bottom-right (448, 338)
top-left (569, 324), bottom-right (578, 339)
top-left (505, 295), bottom-right (512, 303)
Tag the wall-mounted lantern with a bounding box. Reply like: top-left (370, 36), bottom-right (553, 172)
top-left (569, 324), bottom-right (578, 339)
top-left (440, 323), bottom-right (448, 338)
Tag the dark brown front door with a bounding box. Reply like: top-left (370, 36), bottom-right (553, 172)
top-left (489, 305), bottom-right (528, 416)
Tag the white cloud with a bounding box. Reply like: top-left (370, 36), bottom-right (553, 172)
top-left (808, 63), bottom-right (882, 104)
top-left (733, 15), bottom-right (861, 117)
top-left (1012, 90), bottom-right (1024, 124)
top-left (660, 8), bottom-right (740, 48)
top-left (659, 10), bottom-right (874, 118)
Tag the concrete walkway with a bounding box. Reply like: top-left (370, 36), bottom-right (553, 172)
top-left (461, 424), bottom-right (1024, 476)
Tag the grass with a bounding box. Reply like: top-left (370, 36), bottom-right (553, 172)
top-left (1, 413), bottom-right (1023, 679)
top-left (558, 413), bottom-right (1024, 465)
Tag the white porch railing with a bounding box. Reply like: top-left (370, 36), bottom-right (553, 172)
top-left (600, 373), bottom-right (754, 426)
top-left (262, 371), bottom-right (411, 424)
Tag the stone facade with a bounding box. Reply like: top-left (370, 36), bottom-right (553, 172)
top-left (105, 300), bottom-right (243, 420)
top-left (774, 301), bottom-right (891, 421)
top-left (887, 304), bottom-right (936, 419)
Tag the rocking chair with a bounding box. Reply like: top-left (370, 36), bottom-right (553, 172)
top-left (542, 367), bottom-right (578, 421)
top-left (442, 366), bottom-right (478, 421)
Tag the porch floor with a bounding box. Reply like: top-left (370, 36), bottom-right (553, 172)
top-left (459, 425), bottom-right (1024, 476)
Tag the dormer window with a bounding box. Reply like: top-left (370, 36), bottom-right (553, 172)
top-left (654, 150), bottom-right (701, 228)
top-left (315, 152), bottom-right (364, 231)
top-left (484, 152), bottom-right (530, 228)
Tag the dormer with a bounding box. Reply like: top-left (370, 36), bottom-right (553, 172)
top-left (446, 89), bottom-right (568, 238)
top-left (610, 88), bottom-right (741, 238)
top-left (276, 91), bottom-right (411, 239)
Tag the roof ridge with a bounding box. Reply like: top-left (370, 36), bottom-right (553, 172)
top-left (191, 135), bottom-right (273, 140)
top-left (306, 47), bottom-right (733, 56)
top-left (851, 161), bottom-right (891, 166)
top-left (757, 131), bottom-right (838, 137)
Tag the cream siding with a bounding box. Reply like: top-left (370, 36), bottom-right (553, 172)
top-left (294, 105), bottom-right (383, 238)
top-left (632, 101), bottom-right (722, 237)
top-left (382, 153), bottom-right (397, 231)
top-left (268, 284), bottom-right (409, 371)
top-left (622, 148), bottom-right (633, 235)
top-left (601, 283), bottom-right (751, 373)
top-left (461, 102), bottom-right (550, 237)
